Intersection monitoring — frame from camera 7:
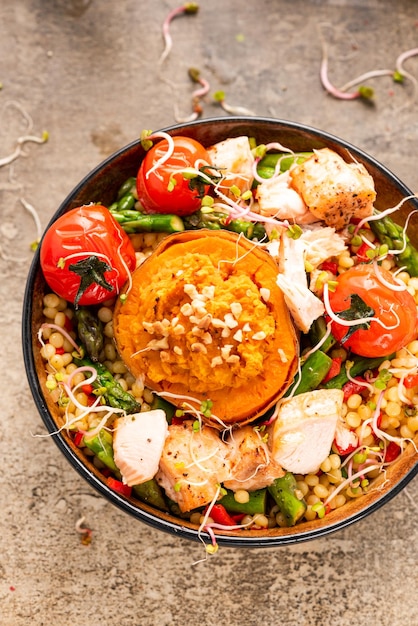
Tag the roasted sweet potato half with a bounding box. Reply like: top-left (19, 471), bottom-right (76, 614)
top-left (113, 230), bottom-right (299, 426)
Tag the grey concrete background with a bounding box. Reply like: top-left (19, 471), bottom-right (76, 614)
top-left (1, 1), bottom-right (418, 624)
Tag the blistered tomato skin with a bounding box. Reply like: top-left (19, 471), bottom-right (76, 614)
top-left (328, 264), bottom-right (418, 358)
top-left (40, 205), bottom-right (137, 307)
top-left (136, 136), bottom-right (211, 216)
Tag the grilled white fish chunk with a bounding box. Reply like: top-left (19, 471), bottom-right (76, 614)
top-left (207, 135), bottom-right (254, 193)
top-left (113, 409), bottom-right (168, 486)
top-left (269, 389), bottom-right (343, 474)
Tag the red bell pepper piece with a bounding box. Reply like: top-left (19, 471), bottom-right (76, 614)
top-left (404, 373), bottom-right (418, 389)
top-left (342, 377), bottom-right (366, 401)
top-left (355, 240), bottom-right (374, 262)
top-left (384, 441), bottom-right (401, 463)
top-left (319, 260), bottom-right (338, 275)
top-left (55, 346), bottom-right (65, 355)
top-left (107, 477), bottom-right (132, 498)
top-left (73, 431), bottom-right (84, 447)
top-left (171, 416), bottom-right (185, 425)
top-left (322, 357), bottom-right (343, 383)
top-left (333, 439), bottom-right (358, 456)
top-left (82, 383), bottom-right (94, 395)
top-left (64, 315), bottom-right (74, 332)
top-left (208, 504), bottom-right (238, 527)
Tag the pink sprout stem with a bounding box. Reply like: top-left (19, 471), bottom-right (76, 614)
top-left (320, 54), bottom-right (361, 100)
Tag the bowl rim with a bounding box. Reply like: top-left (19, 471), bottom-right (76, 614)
top-left (22, 115), bottom-right (418, 547)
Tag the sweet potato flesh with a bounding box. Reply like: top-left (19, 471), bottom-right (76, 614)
top-left (114, 230), bottom-right (298, 425)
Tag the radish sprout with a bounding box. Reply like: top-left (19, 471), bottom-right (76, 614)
top-left (20, 197), bottom-right (42, 244)
top-left (213, 91), bottom-right (256, 116)
top-left (159, 3), bottom-right (199, 66)
top-left (142, 131), bottom-right (176, 179)
top-left (175, 68), bottom-right (210, 123)
top-left (75, 515), bottom-right (92, 545)
top-left (319, 43), bottom-right (373, 100)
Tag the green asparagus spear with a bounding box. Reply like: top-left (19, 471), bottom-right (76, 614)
top-left (219, 488), bottom-right (267, 516)
top-left (132, 480), bottom-right (168, 511)
top-left (150, 395), bottom-right (177, 424)
top-left (308, 316), bottom-right (336, 354)
top-left (285, 350), bottom-right (332, 397)
top-left (183, 210), bottom-right (266, 240)
top-left (116, 176), bottom-right (137, 199)
top-left (268, 473), bottom-right (307, 526)
top-left (74, 307), bottom-right (104, 362)
top-left (84, 429), bottom-right (168, 510)
top-left (83, 429), bottom-right (118, 472)
top-left (109, 207), bottom-right (185, 234)
top-left (256, 152), bottom-right (312, 180)
top-left (73, 356), bottom-right (142, 413)
top-left (322, 354), bottom-right (393, 389)
top-left (369, 210), bottom-right (418, 277)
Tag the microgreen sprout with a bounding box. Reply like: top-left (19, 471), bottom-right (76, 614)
top-left (213, 90), bottom-right (256, 116)
top-left (140, 129), bottom-right (153, 151)
top-left (374, 368), bottom-right (392, 391)
top-left (200, 399), bottom-right (213, 418)
top-left (159, 3), bottom-right (199, 66)
top-left (286, 224), bottom-right (303, 240)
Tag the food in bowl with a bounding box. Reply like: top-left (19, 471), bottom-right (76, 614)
top-left (31, 121), bottom-right (418, 550)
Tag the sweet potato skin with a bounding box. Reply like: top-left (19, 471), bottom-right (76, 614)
top-left (114, 230), bottom-right (298, 426)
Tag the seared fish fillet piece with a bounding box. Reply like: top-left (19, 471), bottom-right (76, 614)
top-left (156, 421), bottom-right (231, 512)
top-left (223, 425), bottom-right (284, 492)
top-left (289, 148), bottom-right (376, 230)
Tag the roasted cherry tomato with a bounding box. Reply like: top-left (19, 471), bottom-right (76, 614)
top-left (40, 205), bottom-right (136, 307)
top-left (327, 264), bottom-right (418, 358)
top-left (136, 136), bottom-right (211, 216)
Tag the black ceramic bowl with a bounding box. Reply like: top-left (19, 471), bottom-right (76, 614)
top-left (23, 117), bottom-right (418, 547)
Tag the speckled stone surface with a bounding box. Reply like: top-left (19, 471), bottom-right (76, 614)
top-left (1, 1), bottom-right (418, 624)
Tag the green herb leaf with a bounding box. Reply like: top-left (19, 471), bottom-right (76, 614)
top-left (335, 293), bottom-right (375, 344)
